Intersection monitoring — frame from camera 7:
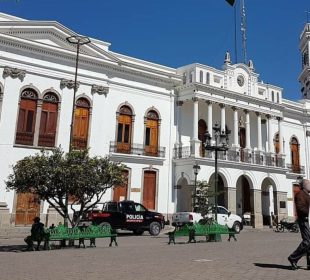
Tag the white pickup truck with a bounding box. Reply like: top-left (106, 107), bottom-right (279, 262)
top-left (172, 206), bottom-right (243, 233)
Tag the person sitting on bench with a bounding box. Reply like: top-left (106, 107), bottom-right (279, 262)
top-left (24, 217), bottom-right (46, 251)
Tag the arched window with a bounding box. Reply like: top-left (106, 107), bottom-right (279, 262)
top-left (199, 71), bottom-right (203, 83)
top-left (38, 93), bottom-right (59, 147)
top-left (290, 137), bottom-right (300, 173)
top-left (206, 72), bottom-right (210, 84)
top-left (116, 105), bottom-right (133, 153)
top-left (144, 110), bottom-right (159, 156)
top-left (16, 89), bottom-right (38, 145)
top-left (72, 97), bottom-right (90, 150)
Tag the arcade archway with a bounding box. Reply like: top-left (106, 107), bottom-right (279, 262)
top-left (176, 177), bottom-right (192, 212)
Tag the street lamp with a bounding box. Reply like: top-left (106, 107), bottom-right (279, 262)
top-left (204, 123), bottom-right (230, 222)
top-left (192, 163), bottom-right (201, 212)
top-left (66, 35), bottom-right (91, 151)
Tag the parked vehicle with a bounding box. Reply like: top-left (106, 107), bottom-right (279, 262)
top-left (172, 206), bottom-right (243, 233)
top-left (275, 218), bottom-right (299, 233)
top-left (81, 200), bottom-right (165, 236)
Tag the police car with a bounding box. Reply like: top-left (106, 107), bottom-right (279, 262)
top-left (83, 200), bottom-right (165, 236)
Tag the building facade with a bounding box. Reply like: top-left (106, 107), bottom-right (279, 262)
top-left (0, 13), bottom-right (309, 228)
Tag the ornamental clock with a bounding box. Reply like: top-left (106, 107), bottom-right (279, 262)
top-left (237, 75), bottom-right (245, 87)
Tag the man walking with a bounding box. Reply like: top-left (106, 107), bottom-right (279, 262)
top-left (288, 179), bottom-right (310, 270)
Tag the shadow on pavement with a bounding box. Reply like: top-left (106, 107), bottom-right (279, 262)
top-left (254, 263), bottom-right (292, 270)
top-left (0, 245), bottom-right (28, 253)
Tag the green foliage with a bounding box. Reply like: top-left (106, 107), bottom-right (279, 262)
top-left (193, 180), bottom-right (224, 216)
top-left (6, 148), bottom-right (125, 227)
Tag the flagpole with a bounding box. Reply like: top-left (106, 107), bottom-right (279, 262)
top-left (234, 2), bottom-right (238, 63)
top-left (240, 0), bottom-right (247, 64)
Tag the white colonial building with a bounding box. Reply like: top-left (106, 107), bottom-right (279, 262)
top-left (0, 12), bottom-right (309, 228)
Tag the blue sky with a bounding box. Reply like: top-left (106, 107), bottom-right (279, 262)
top-left (0, 0), bottom-right (309, 100)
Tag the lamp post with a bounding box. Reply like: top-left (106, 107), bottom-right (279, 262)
top-left (204, 123), bottom-right (230, 222)
top-left (192, 163), bottom-right (201, 212)
top-left (66, 35), bottom-right (91, 152)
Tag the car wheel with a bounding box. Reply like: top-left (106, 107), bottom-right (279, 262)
top-left (233, 222), bottom-right (241, 233)
top-left (149, 222), bottom-right (161, 236)
top-left (133, 229), bottom-right (144, 235)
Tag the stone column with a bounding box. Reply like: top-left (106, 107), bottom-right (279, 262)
top-left (220, 103), bottom-right (226, 132)
top-left (33, 99), bottom-right (43, 146)
top-left (267, 115), bottom-right (274, 153)
top-left (191, 97), bottom-right (200, 157)
top-left (275, 191), bottom-right (288, 222)
top-left (207, 101), bottom-right (213, 137)
top-left (251, 189), bottom-right (263, 228)
top-left (256, 112), bottom-right (262, 150)
top-left (0, 202), bottom-right (10, 228)
top-left (232, 107), bottom-right (239, 147)
top-left (245, 109), bottom-right (251, 149)
top-left (176, 101), bottom-right (183, 145)
top-left (277, 117), bottom-right (283, 154)
top-left (192, 97), bottom-right (198, 141)
top-left (227, 187), bottom-right (237, 214)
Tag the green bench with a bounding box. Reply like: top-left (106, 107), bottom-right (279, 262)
top-left (27, 224), bottom-right (117, 250)
top-left (168, 222), bottom-right (237, 244)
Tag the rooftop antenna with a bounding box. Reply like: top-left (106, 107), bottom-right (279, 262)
top-left (240, 0), bottom-right (247, 64)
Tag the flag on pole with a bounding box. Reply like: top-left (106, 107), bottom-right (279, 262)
top-left (225, 0), bottom-right (235, 6)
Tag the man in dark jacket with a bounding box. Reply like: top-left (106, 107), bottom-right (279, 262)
top-left (24, 217), bottom-right (45, 251)
top-left (288, 179), bottom-right (310, 270)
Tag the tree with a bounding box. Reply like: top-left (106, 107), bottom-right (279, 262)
top-left (193, 180), bottom-right (224, 216)
top-left (6, 148), bottom-right (125, 227)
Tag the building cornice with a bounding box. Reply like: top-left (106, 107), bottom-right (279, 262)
top-left (0, 34), bottom-right (181, 88)
top-left (176, 83), bottom-right (284, 116)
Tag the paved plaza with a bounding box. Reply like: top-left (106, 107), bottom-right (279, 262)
top-left (0, 229), bottom-right (309, 280)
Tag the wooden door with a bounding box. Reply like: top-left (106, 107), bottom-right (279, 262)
top-left (15, 193), bottom-right (40, 225)
top-left (73, 106), bottom-right (89, 149)
top-left (291, 138), bottom-right (300, 173)
top-left (116, 114), bottom-right (132, 153)
top-left (38, 101), bottom-right (58, 147)
top-left (143, 171), bottom-right (156, 210)
top-left (239, 128), bottom-right (246, 162)
top-left (16, 99), bottom-right (37, 145)
top-left (198, 119), bottom-right (207, 157)
top-left (113, 170), bottom-right (129, 201)
top-left (144, 119), bottom-right (158, 156)
top-left (274, 134), bottom-right (280, 166)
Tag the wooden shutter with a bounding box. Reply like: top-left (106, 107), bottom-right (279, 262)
top-left (290, 138), bottom-right (300, 172)
top-left (38, 101), bottom-right (58, 147)
top-left (145, 119), bottom-right (158, 156)
top-left (142, 171), bottom-right (156, 210)
top-left (16, 99), bottom-right (37, 145)
top-left (73, 106), bottom-right (89, 149)
top-left (116, 114), bottom-right (132, 153)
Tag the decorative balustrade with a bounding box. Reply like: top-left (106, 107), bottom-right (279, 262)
top-left (173, 145), bottom-right (290, 169)
top-left (173, 146), bottom-right (191, 159)
top-left (110, 141), bottom-right (166, 158)
top-left (286, 164), bottom-right (305, 174)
